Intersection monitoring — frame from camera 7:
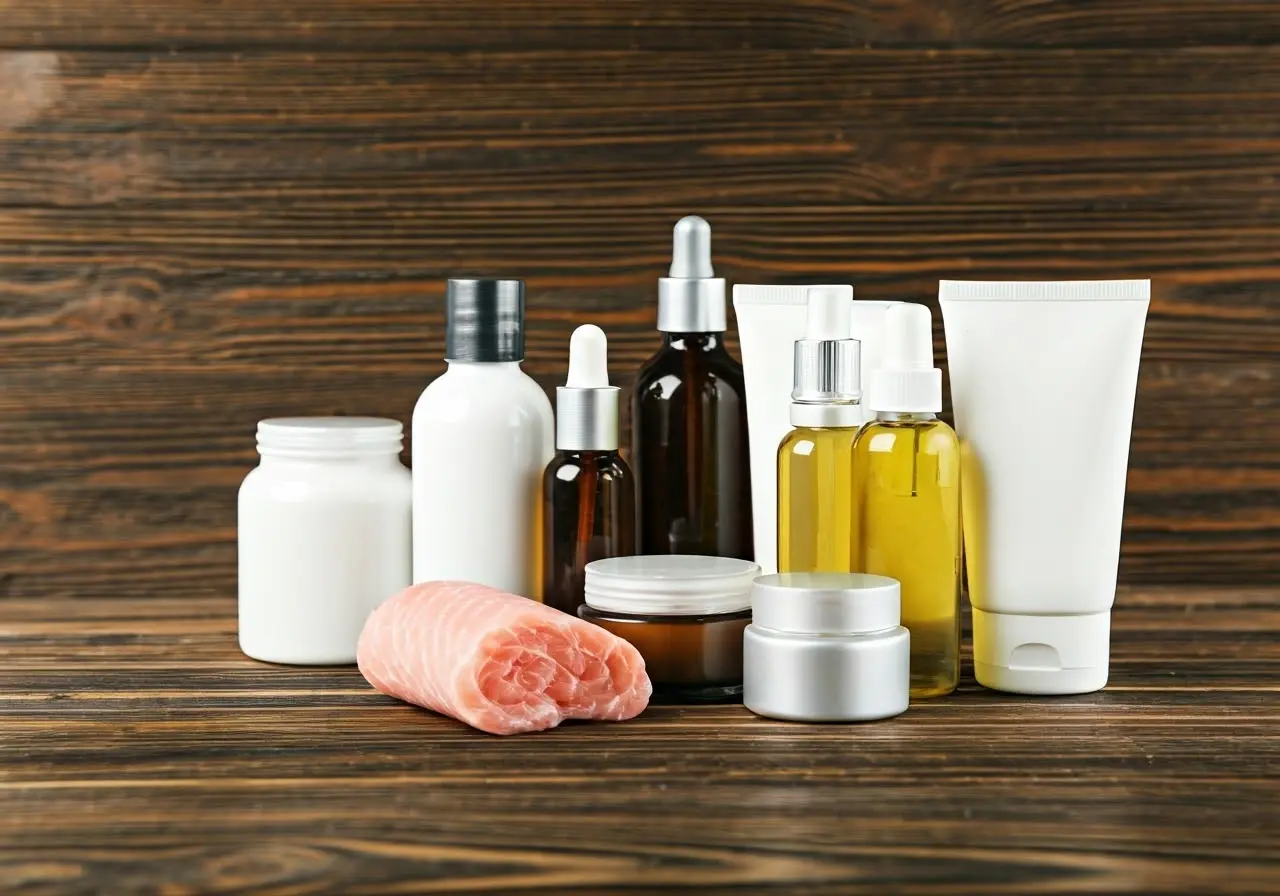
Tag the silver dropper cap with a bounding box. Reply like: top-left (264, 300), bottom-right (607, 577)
top-left (556, 325), bottom-right (620, 451)
top-left (657, 216), bottom-right (727, 332)
top-left (792, 285), bottom-right (861, 404)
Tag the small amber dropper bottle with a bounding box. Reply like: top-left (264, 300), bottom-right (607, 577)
top-left (542, 325), bottom-right (636, 615)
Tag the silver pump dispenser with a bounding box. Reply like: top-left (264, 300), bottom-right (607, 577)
top-left (556, 325), bottom-right (620, 451)
top-left (657, 216), bottom-right (727, 332)
top-left (791, 285), bottom-right (861, 427)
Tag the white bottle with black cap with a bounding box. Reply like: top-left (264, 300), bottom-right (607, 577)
top-left (412, 279), bottom-right (554, 597)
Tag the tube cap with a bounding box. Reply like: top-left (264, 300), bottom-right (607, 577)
top-left (556, 325), bottom-right (620, 451)
top-left (445, 279), bottom-right (525, 362)
top-left (657, 216), bottom-right (726, 332)
top-left (867, 303), bottom-right (942, 413)
top-left (972, 608), bottom-right (1111, 695)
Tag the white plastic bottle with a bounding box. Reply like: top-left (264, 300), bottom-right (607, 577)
top-left (412, 279), bottom-right (554, 598)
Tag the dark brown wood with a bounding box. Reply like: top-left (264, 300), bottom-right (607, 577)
top-left (0, 5), bottom-right (1278, 597)
top-left (2, 1), bottom-right (1279, 50)
top-left (0, 587), bottom-right (1276, 893)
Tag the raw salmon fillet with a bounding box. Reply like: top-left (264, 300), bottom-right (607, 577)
top-left (357, 581), bottom-right (652, 735)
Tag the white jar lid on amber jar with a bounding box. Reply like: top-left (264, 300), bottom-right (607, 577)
top-left (584, 555), bottom-right (760, 616)
top-left (238, 417), bottom-right (411, 665)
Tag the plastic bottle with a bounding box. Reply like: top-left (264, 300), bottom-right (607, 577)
top-left (776, 286), bottom-right (862, 573)
top-left (852, 303), bottom-right (961, 697)
top-left (412, 279), bottom-right (554, 598)
top-left (542, 325), bottom-right (637, 615)
top-left (632, 216), bottom-right (753, 559)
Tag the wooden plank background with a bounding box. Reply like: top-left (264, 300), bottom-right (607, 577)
top-left (0, 1), bottom-right (1276, 599)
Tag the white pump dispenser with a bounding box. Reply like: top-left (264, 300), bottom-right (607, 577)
top-left (789, 285), bottom-right (861, 428)
top-left (868, 304), bottom-right (943, 414)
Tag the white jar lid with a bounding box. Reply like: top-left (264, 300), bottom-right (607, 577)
top-left (751, 572), bottom-right (900, 634)
top-left (584, 555), bottom-right (760, 615)
top-left (257, 417), bottom-right (403, 457)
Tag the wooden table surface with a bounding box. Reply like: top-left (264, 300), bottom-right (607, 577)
top-left (1, 586), bottom-right (1277, 894)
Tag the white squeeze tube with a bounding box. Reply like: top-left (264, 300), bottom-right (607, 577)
top-left (939, 280), bottom-right (1150, 695)
top-left (732, 285), bottom-right (898, 574)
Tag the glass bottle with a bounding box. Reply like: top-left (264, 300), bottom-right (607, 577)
top-left (542, 325), bottom-right (636, 615)
top-left (632, 216), bottom-right (752, 559)
top-left (852, 304), bottom-right (962, 697)
top-left (777, 286), bottom-right (861, 573)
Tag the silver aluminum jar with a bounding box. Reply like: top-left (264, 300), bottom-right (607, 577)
top-left (743, 573), bottom-right (910, 722)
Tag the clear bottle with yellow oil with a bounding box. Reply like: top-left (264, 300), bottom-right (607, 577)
top-left (777, 286), bottom-right (862, 574)
top-left (852, 303), bottom-right (961, 697)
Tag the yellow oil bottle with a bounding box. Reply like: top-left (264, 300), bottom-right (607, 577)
top-left (852, 304), bottom-right (961, 697)
top-left (777, 286), bottom-right (862, 573)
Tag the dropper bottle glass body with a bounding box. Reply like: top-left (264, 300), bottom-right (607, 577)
top-left (632, 216), bottom-right (752, 560)
top-left (777, 285), bottom-right (862, 573)
top-left (852, 304), bottom-right (961, 697)
top-left (543, 325), bottom-right (637, 615)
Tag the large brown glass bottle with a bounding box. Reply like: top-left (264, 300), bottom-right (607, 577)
top-left (542, 449), bottom-right (636, 615)
top-left (632, 331), bottom-right (753, 559)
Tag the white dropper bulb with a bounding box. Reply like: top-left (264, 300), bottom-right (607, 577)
top-left (883, 303), bottom-right (934, 371)
top-left (565, 324), bottom-right (610, 388)
top-left (669, 215), bottom-right (715, 279)
top-left (805, 285), bottom-right (854, 340)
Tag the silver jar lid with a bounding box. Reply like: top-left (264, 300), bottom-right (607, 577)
top-left (751, 572), bottom-right (900, 634)
top-left (744, 573), bottom-right (910, 722)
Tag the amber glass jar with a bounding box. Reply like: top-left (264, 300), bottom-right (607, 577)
top-left (631, 333), bottom-right (753, 560)
top-left (580, 554), bottom-right (759, 702)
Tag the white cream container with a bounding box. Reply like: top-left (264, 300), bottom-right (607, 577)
top-left (744, 573), bottom-right (909, 722)
top-left (238, 417), bottom-right (412, 665)
top-left (940, 279), bottom-right (1150, 695)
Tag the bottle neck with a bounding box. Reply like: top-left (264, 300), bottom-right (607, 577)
top-left (662, 332), bottom-right (724, 352)
top-left (445, 359), bottom-right (524, 373)
top-left (875, 411), bottom-right (937, 423)
top-left (790, 402), bottom-right (862, 429)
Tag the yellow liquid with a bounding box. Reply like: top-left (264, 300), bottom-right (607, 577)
top-left (777, 425), bottom-right (859, 573)
top-left (852, 416), bottom-right (961, 697)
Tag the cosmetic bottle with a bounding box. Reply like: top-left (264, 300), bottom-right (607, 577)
top-left (239, 418), bottom-right (411, 665)
top-left (852, 303), bottom-right (961, 697)
top-left (632, 216), bottom-right (752, 560)
top-left (776, 286), bottom-right (862, 573)
top-left (412, 279), bottom-right (554, 598)
top-left (542, 325), bottom-right (637, 615)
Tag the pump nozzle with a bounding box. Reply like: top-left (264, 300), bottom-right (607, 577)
top-left (566, 324), bottom-right (610, 388)
top-left (868, 303), bottom-right (942, 414)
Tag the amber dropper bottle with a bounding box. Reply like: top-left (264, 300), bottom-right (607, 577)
top-left (542, 325), bottom-right (637, 615)
top-left (632, 216), bottom-right (753, 559)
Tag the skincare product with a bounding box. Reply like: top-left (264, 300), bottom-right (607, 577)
top-left (543, 325), bottom-right (637, 615)
top-left (852, 303), bottom-right (961, 697)
top-left (238, 418), bottom-right (412, 665)
top-left (733, 285), bottom-right (898, 573)
top-left (632, 216), bottom-right (752, 560)
top-left (359, 580), bottom-right (651, 735)
top-left (743, 573), bottom-right (909, 722)
top-left (413, 279), bottom-right (554, 597)
top-left (777, 286), bottom-right (862, 573)
top-left (939, 279), bottom-right (1150, 695)
top-left (580, 554), bottom-right (760, 702)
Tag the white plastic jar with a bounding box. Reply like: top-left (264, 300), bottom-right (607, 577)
top-left (238, 417), bottom-right (412, 664)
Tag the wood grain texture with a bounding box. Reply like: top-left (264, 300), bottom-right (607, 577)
top-left (0, 4), bottom-right (1278, 597)
top-left (0, 587), bottom-right (1277, 893)
top-left (2, 1), bottom-right (1280, 50)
